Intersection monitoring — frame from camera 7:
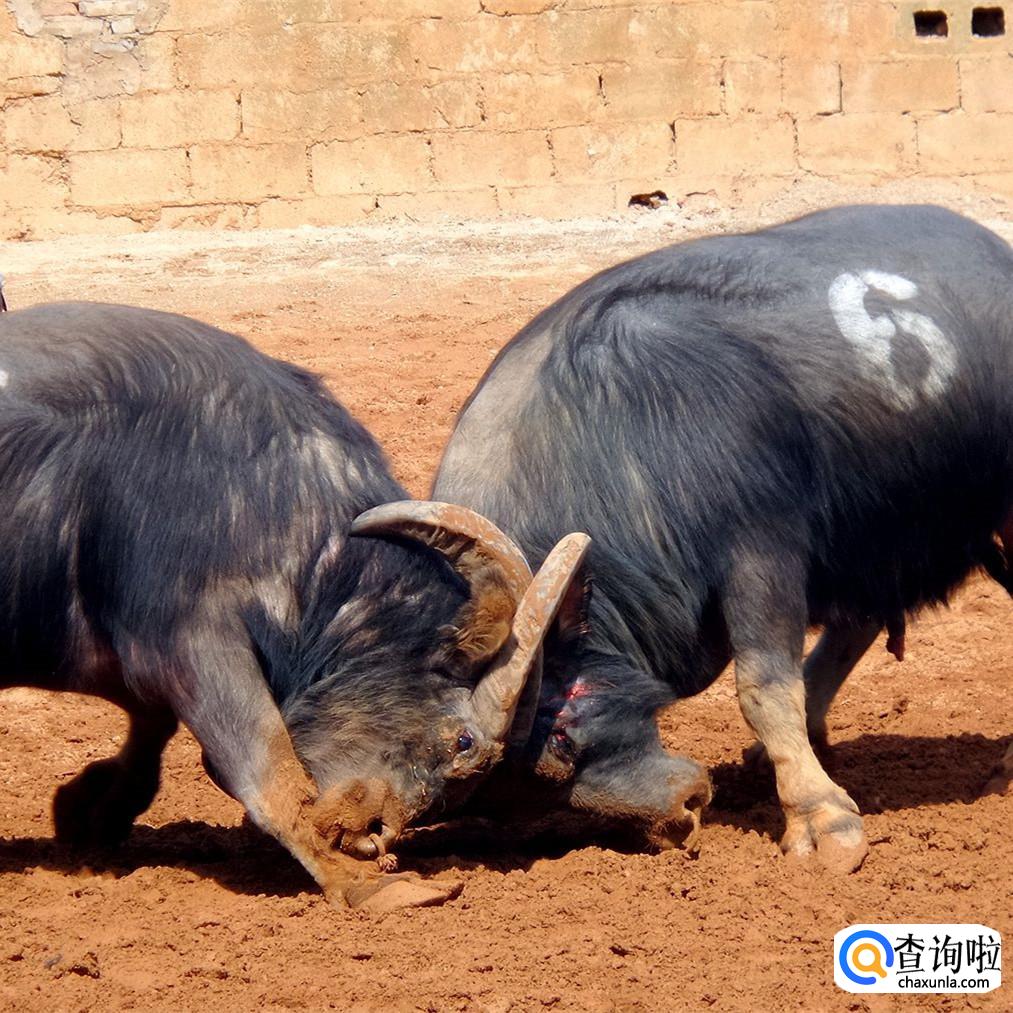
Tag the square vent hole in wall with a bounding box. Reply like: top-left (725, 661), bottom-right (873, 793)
top-left (914, 10), bottom-right (949, 35)
top-left (972, 7), bottom-right (1005, 35)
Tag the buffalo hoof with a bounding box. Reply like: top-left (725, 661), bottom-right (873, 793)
top-left (343, 873), bottom-right (464, 915)
top-left (780, 795), bottom-right (868, 874)
top-left (53, 758), bottom-right (153, 848)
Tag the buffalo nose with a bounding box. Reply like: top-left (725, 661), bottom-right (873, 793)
top-left (339, 819), bottom-right (398, 861)
top-left (674, 758), bottom-right (713, 815)
top-left (657, 757), bottom-right (712, 853)
top-left (314, 777), bottom-right (403, 861)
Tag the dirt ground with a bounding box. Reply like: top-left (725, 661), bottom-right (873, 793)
top-left (0, 184), bottom-right (1010, 1011)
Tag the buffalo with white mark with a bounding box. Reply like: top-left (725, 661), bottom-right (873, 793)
top-left (0, 301), bottom-right (587, 910)
top-left (432, 205), bottom-right (1012, 868)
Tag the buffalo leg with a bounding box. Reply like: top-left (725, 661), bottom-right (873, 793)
top-left (161, 632), bottom-right (461, 912)
top-left (53, 705), bottom-right (178, 847)
top-left (802, 619), bottom-right (880, 752)
top-left (745, 619), bottom-right (880, 769)
top-left (984, 512), bottom-right (1013, 595)
top-left (725, 551), bottom-right (867, 873)
top-left (979, 515), bottom-right (1011, 794)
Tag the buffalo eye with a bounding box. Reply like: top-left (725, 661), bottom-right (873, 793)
top-left (456, 731), bottom-right (474, 753)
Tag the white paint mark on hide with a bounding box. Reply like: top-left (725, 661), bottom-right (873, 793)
top-left (828, 269), bottom-right (957, 409)
top-left (859, 270), bottom-right (917, 301)
top-left (890, 306), bottom-right (957, 401)
top-left (0, 370), bottom-right (8, 389)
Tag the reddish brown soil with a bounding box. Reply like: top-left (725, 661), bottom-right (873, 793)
top-left (0, 195), bottom-right (1010, 1011)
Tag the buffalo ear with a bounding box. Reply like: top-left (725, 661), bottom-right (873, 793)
top-left (350, 499), bottom-right (530, 679)
top-left (449, 581), bottom-right (515, 669)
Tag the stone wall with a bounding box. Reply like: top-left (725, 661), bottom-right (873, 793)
top-left (2, 0), bottom-right (1013, 238)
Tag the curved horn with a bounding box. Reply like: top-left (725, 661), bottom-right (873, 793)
top-left (472, 532), bottom-right (591, 742)
top-left (351, 502), bottom-right (589, 745)
top-left (350, 500), bottom-right (532, 603)
top-left (351, 501), bottom-right (533, 727)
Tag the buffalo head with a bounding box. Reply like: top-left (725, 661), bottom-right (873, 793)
top-left (276, 501), bottom-right (589, 863)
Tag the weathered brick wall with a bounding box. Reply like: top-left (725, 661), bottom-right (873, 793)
top-left (2, 0), bottom-right (1012, 238)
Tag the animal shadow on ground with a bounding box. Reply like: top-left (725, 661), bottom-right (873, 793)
top-left (0, 816), bottom-right (541, 900)
top-left (0, 820), bottom-right (319, 899)
top-left (0, 731), bottom-right (1006, 897)
top-left (710, 731), bottom-right (1012, 840)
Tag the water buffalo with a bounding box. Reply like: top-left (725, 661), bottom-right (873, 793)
top-left (432, 204), bottom-right (1012, 871)
top-left (0, 301), bottom-right (587, 912)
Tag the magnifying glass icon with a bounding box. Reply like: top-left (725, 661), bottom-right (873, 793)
top-left (852, 943), bottom-right (888, 979)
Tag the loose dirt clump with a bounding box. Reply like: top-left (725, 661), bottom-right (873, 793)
top-left (0, 192), bottom-right (1010, 1011)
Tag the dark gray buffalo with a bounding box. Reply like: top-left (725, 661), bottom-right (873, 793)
top-left (433, 204), bottom-right (1012, 871)
top-left (0, 301), bottom-right (587, 911)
